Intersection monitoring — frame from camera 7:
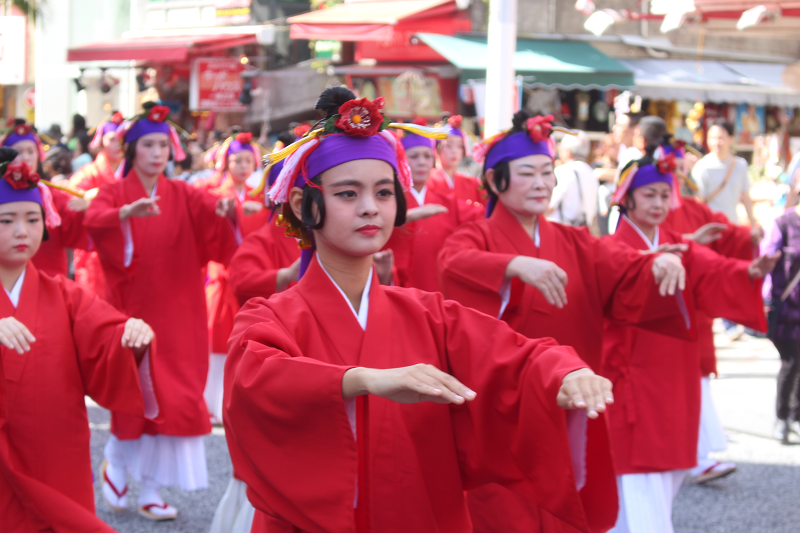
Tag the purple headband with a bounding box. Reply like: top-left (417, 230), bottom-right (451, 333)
top-left (484, 131), bottom-right (554, 170)
top-left (0, 178), bottom-right (42, 207)
top-left (659, 144), bottom-right (685, 159)
top-left (295, 134), bottom-right (399, 189)
top-left (3, 132), bottom-right (39, 148)
top-left (628, 164), bottom-right (674, 192)
top-left (268, 159), bottom-right (285, 187)
top-left (443, 124), bottom-right (464, 139)
top-left (401, 133), bottom-right (435, 152)
top-left (228, 139), bottom-right (258, 159)
top-left (122, 119), bottom-right (170, 145)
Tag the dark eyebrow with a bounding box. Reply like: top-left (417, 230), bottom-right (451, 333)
top-left (375, 178), bottom-right (394, 186)
top-left (329, 179), bottom-right (364, 187)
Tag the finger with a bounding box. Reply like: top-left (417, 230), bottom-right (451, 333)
top-left (549, 272), bottom-right (568, 306)
top-left (425, 367), bottom-right (477, 401)
top-left (554, 266), bottom-right (568, 287)
top-left (667, 268), bottom-right (678, 296)
top-left (544, 278), bottom-right (565, 309)
top-left (413, 371), bottom-right (465, 404)
top-left (535, 281), bottom-right (557, 306)
top-left (134, 325), bottom-right (149, 348)
top-left (589, 378), bottom-right (608, 412)
top-left (9, 326), bottom-right (30, 352)
top-left (15, 321), bottom-right (35, 343)
top-left (602, 378), bottom-right (614, 404)
top-left (564, 382), bottom-right (587, 410)
top-left (1, 327), bottom-right (26, 354)
top-left (0, 331), bottom-right (18, 352)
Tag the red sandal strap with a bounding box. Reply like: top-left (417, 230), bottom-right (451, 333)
top-left (141, 502), bottom-right (169, 511)
top-left (103, 470), bottom-right (128, 499)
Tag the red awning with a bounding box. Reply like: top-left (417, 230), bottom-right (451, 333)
top-left (67, 33), bottom-right (257, 63)
top-left (288, 0), bottom-right (456, 42)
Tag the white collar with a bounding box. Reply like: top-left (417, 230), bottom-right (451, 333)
top-left (440, 169), bottom-right (454, 189)
top-left (533, 221), bottom-right (540, 247)
top-left (623, 215), bottom-right (659, 251)
top-left (5, 268), bottom-right (25, 308)
top-left (317, 254), bottom-right (371, 331)
top-left (409, 185), bottom-right (427, 206)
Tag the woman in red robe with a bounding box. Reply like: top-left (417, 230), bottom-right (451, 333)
top-left (383, 123), bottom-right (482, 292)
top-left (1, 120), bottom-right (89, 278)
top-left (0, 147), bottom-right (158, 533)
top-left (202, 131), bottom-right (270, 424)
top-left (427, 115), bottom-right (486, 207)
top-left (603, 146), bottom-right (777, 533)
top-left (224, 88), bottom-right (615, 533)
top-left (68, 112), bottom-right (125, 298)
top-left (437, 112), bottom-right (689, 533)
top-left (84, 103), bottom-right (240, 520)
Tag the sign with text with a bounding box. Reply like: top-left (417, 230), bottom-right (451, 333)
top-left (0, 17), bottom-right (26, 85)
top-left (215, 0), bottom-right (251, 25)
top-left (190, 58), bottom-right (247, 112)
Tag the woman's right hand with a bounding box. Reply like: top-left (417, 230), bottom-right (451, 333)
top-left (119, 196), bottom-right (161, 220)
top-left (405, 204), bottom-right (448, 223)
top-left (342, 364), bottom-right (477, 405)
top-left (506, 256), bottom-right (569, 308)
top-left (0, 317), bottom-right (35, 354)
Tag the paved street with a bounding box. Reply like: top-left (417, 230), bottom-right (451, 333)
top-left (87, 324), bottom-right (800, 532)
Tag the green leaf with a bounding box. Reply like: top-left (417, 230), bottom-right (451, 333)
top-left (324, 115), bottom-right (339, 134)
top-left (379, 115), bottom-right (392, 131)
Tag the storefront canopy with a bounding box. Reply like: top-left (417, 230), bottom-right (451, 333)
top-left (67, 33), bottom-right (258, 63)
top-left (288, 0), bottom-right (455, 42)
top-left (620, 58), bottom-right (800, 107)
top-left (415, 33), bottom-right (634, 89)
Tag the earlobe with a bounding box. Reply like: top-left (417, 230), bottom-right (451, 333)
top-left (485, 168), bottom-right (498, 196)
top-left (288, 187), bottom-right (304, 221)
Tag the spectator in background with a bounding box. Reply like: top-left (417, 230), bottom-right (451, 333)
top-left (43, 147), bottom-right (74, 184)
top-left (71, 132), bottom-right (93, 172)
top-left (692, 120), bottom-right (757, 228)
top-left (173, 151), bottom-right (195, 182)
top-left (594, 113), bottom-right (641, 234)
top-left (547, 130), bottom-right (599, 232)
top-left (67, 114), bottom-right (88, 152)
top-left (784, 150), bottom-right (800, 209)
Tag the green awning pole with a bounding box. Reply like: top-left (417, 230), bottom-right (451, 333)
top-left (484, 0), bottom-right (517, 136)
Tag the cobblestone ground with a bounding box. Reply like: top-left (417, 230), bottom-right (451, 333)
top-left (88, 327), bottom-right (799, 532)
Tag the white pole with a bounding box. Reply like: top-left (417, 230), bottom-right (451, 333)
top-left (483, 0), bottom-right (517, 137)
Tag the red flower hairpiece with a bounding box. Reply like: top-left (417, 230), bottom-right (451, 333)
top-left (110, 112), bottom-right (125, 125)
top-left (447, 115), bottom-right (463, 129)
top-left (334, 97), bottom-right (385, 138)
top-left (412, 117), bottom-right (427, 127)
top-left (526, 115), bottom-right (554, 143)
top-left (3, 161), bottom-right (40, 190)
top-left (673, 140), bottom-right (686, 150)
top-left (657, 153), bottom-right (677, 174)
top-left (146, 105), bottom-right (170, 123)
top-left (235, 132), bottom-right (253, 144)
top-left (13, 124), bottom-right (32, 137)
top-left (293, 124), bottom-right (311, 138)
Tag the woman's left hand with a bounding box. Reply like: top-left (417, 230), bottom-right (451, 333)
top-left (242, 200), bottom-right (263, 216)
top-left (121, 318), bottom-right (155, 353)
top-left (748, 252), bottom-right (781, 279)
top-left (557, 368), bottom-right (613, 419)
top-left (67, 197), bottom-right (89, 213)
top-left (215, 197), bottom-right (236, 218)
top-left (651, 252), bottom-right (686, 296)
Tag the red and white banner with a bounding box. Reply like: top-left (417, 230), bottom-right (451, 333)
top-left (190, 57), bottom-right (247, 112)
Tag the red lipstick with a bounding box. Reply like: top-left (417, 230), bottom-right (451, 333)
top-left (357, 224), bottom-right (380, 236)
top-left (14, 244), bottom-right (27, 251)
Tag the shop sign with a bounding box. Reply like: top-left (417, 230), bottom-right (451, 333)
top-left (190, 58), bottom-right (247, 112)
top-left (0, 17), bottom-right (26, 85)
top-left (215, 0), bottom-right (251, 25)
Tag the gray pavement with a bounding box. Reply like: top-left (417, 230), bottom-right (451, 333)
top-left (87, 324), bottom-right (800, 532)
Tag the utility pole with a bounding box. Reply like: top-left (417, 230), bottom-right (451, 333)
top-left (483, 0), bottom-right (517, 136)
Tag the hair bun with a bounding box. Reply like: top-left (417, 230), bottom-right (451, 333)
top-left (511, 109), bottom-right (533, 133)
top-left (230, 125), bottom-right (243, 136)
top-left (315, 87), bottom-right (356, 119)
top-left (141, 101), bottom-right (158, 111)
top-left (0, 147), bottom-right (18, 163)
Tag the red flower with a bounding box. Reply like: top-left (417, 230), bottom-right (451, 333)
top-left (146, 105), bottom-right (170, 123)
top-left (447, 115), bottom-right (463, 129)
top-left (334, 98), bottom-right (384, 137)
top-left (13, 124), bottom-right (32, 137)
top-left (3, 161), bottom-right (40, 190)
top-left (526, 115), bottom-right (554, 143)
top-left (412, 117), bottom-right (427, 126)
top-left (294, 124), bottom-right (311, 138)
top-left (673, 140), bottom-right (686, 151)
top-left (235, 132), bottom-right (253, 144)
top-left (110, 112), bottom-right (125, 124)
top-left (657, 153), bottom-right (677, 174)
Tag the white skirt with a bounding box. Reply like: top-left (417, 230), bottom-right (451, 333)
top-left (209, 478), bottom-right (256, 533)
top-left (691, 376), bottom-right (728, 475)
top-left (104, 434), bottom-right (208, 491)
top-left (610, 470), bottom-right (687, 533)
top-left (204, 353), bottom-right (226, 423)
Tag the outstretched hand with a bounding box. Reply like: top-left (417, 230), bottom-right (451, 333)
top-left (688, 222), bottom-right (728, 245)
top-left (748, 252), bottom-right (781, 279)
top-left (373, 249), bottom-right (394, 286)
top-left (120, 197), bottom-right (161, 220)
top-left (216, 197), bottom-right (236, 218)
top-left (242, 200), bottom-right (264, 216)
top-left (506, 256), bottom-right (569, 308)
top-left (751, 226), bottom-right (765, 247)
top-left (651, 252), bottom-right (686, 296)
top-left (406, 204), bottom-right (448, 223)
top-left (122, 318), bottom-right (155, 364)
top-left (0, 317), bottom-right (35, 354)
top-left (557, 368), bottom-right (614, 419)
top-left (342, 364), bottom-right (477, 405)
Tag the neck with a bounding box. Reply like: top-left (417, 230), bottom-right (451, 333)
top-left (716, 149), bottom-right (731, 161)
top-left (108, 158), bottom-right (121, 172)
top-left (413, 181), bottom-right (426, 193)
top-left (231, 177), bottom-right (245, 194)
top-left (136, 170), bottom-right (159, 196)
top-left (317, 246), bottom-right (373, 313)
top-left (627, 215), bottom-right (657, 244)
top-left (507, 206), bottom-right (539, 240)
top-left (0, 263), bottom-right (25, 293)
top-left (440, 164), bottom-right (455, 178)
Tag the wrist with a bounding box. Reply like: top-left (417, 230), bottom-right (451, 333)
top-left (342, 367), bottom-right (370, 399)
top-left (119, 205), bottom-right (129, 221)
top-left (505, 256), bottom-right (522, 280)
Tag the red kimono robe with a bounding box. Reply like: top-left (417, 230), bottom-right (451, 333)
top-left (661, 196), bottom-right (759, 375)
top-left (428, 167), bottom-right (486, 207)
top-left (438, 202), bottom-right (692, 533)
top-left (205, 177), bottom-right (271, 353)
top-left (385, 187), bottom-right (482, 292)
top-left (69, 152), bottom-right (118, 298)
top-left (84, 170), bottom-right (238, 439)
top-left (224, 257), bottom-right (610, 533)
top-left (0, 264), bottom-right (158, 533)
top-left (30, 189), bottom-right (89, 278)
top-left (229, 219), bottom-right (301, 306)
top-left (603, 218), bottom-right (765, 474)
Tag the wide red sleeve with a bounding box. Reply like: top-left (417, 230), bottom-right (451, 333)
top-left (185, 183), bottom-right (240, 267)
top-left (224, 301), bottom-right (357, 533)
top-left (83, 183), bottom-right (128, 274)
top-left (705, 206), bottom-right (756, 260)
top-left (437, 223), bottom-right (517, 317)
top-left (229, 228), bottom-right (282, 305)
top-left (61, 278), bottom-right (160, 421)
top-left (50, 189), bottom-right (90, 251)
top-left (432, 296), bottom-right (613, 532)
top-left (685, 242), bottom-right (767, 332)
top-left (593, 236), bottom-right (694, 339)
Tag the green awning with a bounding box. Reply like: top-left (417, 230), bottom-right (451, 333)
top-left (416, 33), bottom-right (634, 89)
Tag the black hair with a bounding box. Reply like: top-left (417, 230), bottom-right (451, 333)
top-left (177, 151), bottom-right (193, 171)
top-left (619, 142), bottom-right (661, 210)
top-left (72, 114), bottom-right (86, 132)
top-left (315, 87), bottom-right (356, 119)
top-left (76, 132), bottom-right (91, 156)
top-left (710, 119), bottom-right (735, 137)
top-left (45, 147), bottom-right (73, 177)
top-left (277, 130), bottom-right (295, 146)
top-left (638, 116), bottom-right (667, 145)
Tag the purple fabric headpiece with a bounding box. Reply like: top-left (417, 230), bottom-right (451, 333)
top-left (0, 179), bottom-right (42, 206)
top-left (4, 132), bottom-right (39, 148)
top-left (401, 133), bottom-right (434, 152)
top-left (295, 134), bottom-right (400, 189)
top-left (443, 124), bottom-right (464, 139)
top-left (484, 131), bottom-right (555, 170)
top-left (228, 139), bottom-right (258, 158)
top-left (628, 164), bottom-right (675, 192)
top-left (122, 119), bottom-right (170, 145)
top-left (268, 159), bottom-right (285, 187)
top-left (659, 144), bottom-right (685, 159)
